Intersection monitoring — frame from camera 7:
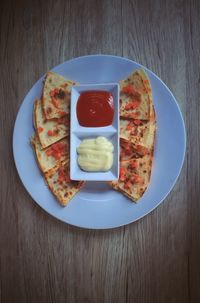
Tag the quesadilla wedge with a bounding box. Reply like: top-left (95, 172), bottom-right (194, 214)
top-left (120, 69), bottom-right (151, 120)
top-left (42, 71), bottom-right (76, 119)
top-left (120, 69), bottom-right (156, 156)
top-left (34, 99), bottom-right (69, 148)
top-left (31, 135), bottom-right (69, 173)
top-left (110, 153), bottom-right (153, 202)
top-left (44, 161), bottom-right (85, 206)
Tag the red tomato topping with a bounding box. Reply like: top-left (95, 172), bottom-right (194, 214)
top-left (130, 112), bottom-right (139, 119)
top-left (47, 130), bottom-right (56, 136)
top-left (133, 119), bottom-right (142, 125)
top-left (57, 116), bottom-right (70, 125)
top-left (131, 174), bottom-right (144, 184)
top-left (58, 110), bottom-right (67, 117)
top-left (58, 167), bottom-right (71, 184)
top-left (45, 142), bottom-right (67, 160)
top-left (37, 127), bottom-right (44, 133)
top-left (122, 85), bottom-right (140, 97)
top-left (52, 98), bottom-right (59, 108)
top-left (124, 100), bottom-right (140, 110)
top-left (126, 122), bottom-right (133, 131)
top-left (124, 180), bottom-right (131, 190)
top-left (121, 141), bottom-right (133, 157)
top-left (50, 88), bottom-right (59, 98)
top-left (120, 167), bottom-right (126, 181)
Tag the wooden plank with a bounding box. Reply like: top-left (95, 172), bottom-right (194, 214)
top-left (0, 0), bottom-right (200, 302)
top-left (183, 0), bottom-right (200, 302)
top-left (122, 0), bottom-right (189, 302)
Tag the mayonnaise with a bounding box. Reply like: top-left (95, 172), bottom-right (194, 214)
top-left (77, 136), bottom-right (114, 172)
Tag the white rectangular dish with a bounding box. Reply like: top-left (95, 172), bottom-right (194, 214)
top-left (70, 83), bottom-right (119, 181)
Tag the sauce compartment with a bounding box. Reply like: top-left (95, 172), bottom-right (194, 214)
top-left (70, 83), bottom-right (119, 181)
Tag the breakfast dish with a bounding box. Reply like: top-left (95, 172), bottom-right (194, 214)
top-left (31, 68), bottom-right (156, 205)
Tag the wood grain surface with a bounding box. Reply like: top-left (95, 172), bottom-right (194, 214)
top-left (0, 0), bottom-right (199, 302)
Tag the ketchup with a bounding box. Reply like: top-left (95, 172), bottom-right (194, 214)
top-left (76, 91), bottom-right (114, 127)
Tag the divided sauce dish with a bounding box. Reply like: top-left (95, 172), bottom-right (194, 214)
top-left (70, 83), bottom-right (119, 181)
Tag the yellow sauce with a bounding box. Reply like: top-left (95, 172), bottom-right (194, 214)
top-left (77, 136), bottom-right (114, 172)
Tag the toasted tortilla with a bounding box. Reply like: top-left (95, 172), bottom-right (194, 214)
top-left (120, 138), bottom-right (140, 161)
top-left (42, 71), bottom-right (76, 119)
top-left (31, 135), bottom-right (69, 173)
top-left (34, 99), bottom-right (69, 148)
top-left (112, 69), bottom-right (156, 202)
top-left (120, 117), bottom-right (155, 155)
top-left (44, 161), bottom-right (84, 206)
top-left (110, 154), bottom-right (153, 202)
top-left (120, 69), bottom-right (151, 120)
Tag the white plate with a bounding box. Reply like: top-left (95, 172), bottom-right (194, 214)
top-left (13, 55), bottom-right (186, 229)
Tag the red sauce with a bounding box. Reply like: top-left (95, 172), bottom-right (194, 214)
top-left (77, 91), bottom-right (114, 127)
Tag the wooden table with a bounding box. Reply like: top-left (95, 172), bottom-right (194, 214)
top-left (0, 0), bottom-right (199, 302)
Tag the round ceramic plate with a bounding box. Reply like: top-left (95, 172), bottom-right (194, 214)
top-left (13, 55), bottom-right (186, 229)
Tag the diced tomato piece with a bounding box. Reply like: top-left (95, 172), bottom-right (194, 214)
top-left (124, 148), bottom-right (132, 156)
top-left (131, 174), bottom-right (144, 184)
top-left (124, 142), bottom-right (131, 151)
top-left (47, 130), bottom-right (55, 136)
top-left (57, 116), bottom-right (69, 125)
top-left (124, 180), bottom-right (131, 190)
top-left (133, 119), bottom-right (142, 126)
top-left (121, 142), bottom-right (132, 156)
top-left (130, 112), bottom-right (139, 119)
top-left (46, 142), bottom-right (66, 159)
top-left (52, 142), bottom-right (63, 151)
top-left (37, 127), bottom-right (44, 133)
top-left (52, 98), bottom-right (59, 108)
top-left (54, 152), bottom-right (62, 160)
top-left (122, 85), bottom-right (139, 96)
top-left (58, 167), bottom-right (71, 184)
top-left (45, 148), bottom-right (53, 156)
top-left (126, 123), bottom-right (133, 131)
top-left (124, 100), bottom-right (140, 110)
top-left (50, 88), bottom-right (59, 98)
top-left (58, 167), bottom-right (65, 183)
top-left (58, 110), bottom-right (67, 117)
top-left (120, 167), bottom-right (126, 181)
top-left (65, 175), bottom-right (71, 182)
